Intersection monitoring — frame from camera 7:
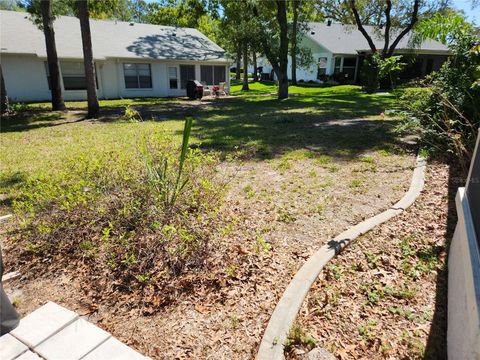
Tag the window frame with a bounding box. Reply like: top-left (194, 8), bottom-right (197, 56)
top-left (123, 63), bottom-right (152, 89)
top-left (168, 66), bottom-right (178, 89)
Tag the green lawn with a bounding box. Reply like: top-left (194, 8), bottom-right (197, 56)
top-left (1, 82), bottom-right (402, 196)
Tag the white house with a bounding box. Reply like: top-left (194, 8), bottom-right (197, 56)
top-left (253, 22), bottom-right (450, 83)
top-left (0, 10), bottom-right (230, 102)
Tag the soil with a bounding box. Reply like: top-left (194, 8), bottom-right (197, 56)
top-left (287, 163), bottom-right (455, 360)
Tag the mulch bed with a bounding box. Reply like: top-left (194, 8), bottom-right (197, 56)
top-left (288, 162), bottom-right (457, 359)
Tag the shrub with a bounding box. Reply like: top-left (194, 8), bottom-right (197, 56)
top-left (9, 120), bottom-right (228, 310)
top-left (397, 22), bottom-right (480, 171)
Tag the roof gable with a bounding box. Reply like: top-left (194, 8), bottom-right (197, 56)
top-left (305, 22), bottom-right (450, 55)
top-left (0, 10), bottom-right (227, 62)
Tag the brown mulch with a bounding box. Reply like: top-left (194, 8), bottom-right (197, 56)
top-left (3, 151), bottom-right (418, 359)
top-left (288, 163), bottom-right (456, 359)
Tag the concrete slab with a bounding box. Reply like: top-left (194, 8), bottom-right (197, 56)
top-left (0, 333), bottom-right (28, 360)
top-left (11, 301), bottom-right (78, 348)
top-left (35, 318), bottom-right (110, 360)
top-left (16, 350), bottom-right (43, 359)
top-left (83, 337), bottom-right (147, 360)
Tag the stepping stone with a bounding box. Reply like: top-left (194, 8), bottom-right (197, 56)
top-left (83, 337), bottom-right (148, 360)
top-left (0, 333), bottom-right (28, 360)
top-left (16, 350), bottom-right (43, 359)
top-left (35, 318), bottom-right (110, 359)
top-left (11, 301), bottom-right (78, 348)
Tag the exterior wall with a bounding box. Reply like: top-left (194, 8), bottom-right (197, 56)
top-left (1, 54), bottom-right (51, 102)
top-left (2, 53), bottom-right (230, 102)
top-left (448, 188), bottom-right (480, 360)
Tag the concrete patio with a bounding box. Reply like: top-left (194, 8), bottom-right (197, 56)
top-left (0, 301), bottom-right (149, 360)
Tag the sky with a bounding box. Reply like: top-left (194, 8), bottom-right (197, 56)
top-left (451, 0), bottom-right (478, 24)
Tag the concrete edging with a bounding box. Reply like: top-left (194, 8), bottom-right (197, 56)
top-left (257, 154), bottom-right (427, 360)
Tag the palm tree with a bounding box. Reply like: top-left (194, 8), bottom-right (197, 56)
top-left (40, 0), bottom-right (66, 111)
top-left (76, 0), bottom-right (99, 119)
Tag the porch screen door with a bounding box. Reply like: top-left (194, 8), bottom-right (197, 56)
top-left (180, 65), bottom-right (195, 89)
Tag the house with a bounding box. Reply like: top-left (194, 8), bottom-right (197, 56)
top-left (256, 22), bottom-right (450, 83)
top-left (0, 10), bottom-right (230, 102)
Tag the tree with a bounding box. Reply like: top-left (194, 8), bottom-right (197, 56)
top-left (255, 0), bottom-right (289, 99)
top-left (349, 0), bottom-right (420, 58)
top-left (242, 41), bottom-right (249, 91)
top-left (40, 0), bottom-right (66, 111)
top-left (1, 64), bottom-right (8, 113)
top-left (25, 0), bottom-right (67, 111)
top-left (290, 0), bottom-right (299, 85)
top-left (76, 0), bottom-right (99, 118)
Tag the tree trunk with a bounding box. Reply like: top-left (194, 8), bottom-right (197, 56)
top-left (40, 0), bottom-right (66, 111)
top-left (0, 64), bottom-right (8, 113)
top-left (277, 0), bottom-right (289, 99)
top-left (76, 0), bottom-right (99, 119)
top-left (242, 41), bottom-right (249, 91)
top-left (236, 44), bottom-right (241, 80)
top-left (253, 51), bottom-right (258, 82)
top-left (290, 0), bottom-right (298, 85)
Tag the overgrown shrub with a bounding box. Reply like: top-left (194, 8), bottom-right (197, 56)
top-left (9, 121), bottom-right (228, 310)
top-left (397, 23), bottom-right (480, 171)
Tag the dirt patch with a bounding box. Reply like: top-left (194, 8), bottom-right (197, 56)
top-left (3, 148), bottom-right (416, 359)
top-left (286, 163), bottom-right (454, 359)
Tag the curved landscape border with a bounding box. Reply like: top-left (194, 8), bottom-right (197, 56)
top-left (257, 153), bottom-right (427, 359)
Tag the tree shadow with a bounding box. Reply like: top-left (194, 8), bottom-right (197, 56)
top-left (1, 111), bottom-right (85, 133)
top-left (126, 32), bottom-right (224, 61)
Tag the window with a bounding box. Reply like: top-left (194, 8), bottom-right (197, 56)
top-left (180, 65), bottom-right (195, 89)
top-left (317, 57), bottom-right (327, 79)
top-left (213, 66), bottom-right (226, 84)
top-left (61, 62), bottom-right (88, 90)
top-left (169, 67), bottom-right (178, 89)
top-left (334, 57), bottom-right (342, 74)
top-left (123, 63), bottom-right (152, 89)
top-left (342, 57), bottom-right (357, 78)
top-left (200, 65), bottom-right (226, 85)
top-left (200, 65), bottom-right (213, 85)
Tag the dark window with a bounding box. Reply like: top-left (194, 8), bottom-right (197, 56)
top-left (168, 67), bottom-right (178, 89)
top-left (214, 66), bottom-right (226, 84)
top-left (200, 65), bottom-right (213, 85)
top-left (343, 57), bottom-right (357, 67)
top-left (180, 65), bottom-right (196, 89)
top-left (334, 57), bottom-right (342, 74)
top-left (123, 63), bottom-right (152, 89)
top-left (317, 57), bottom-right (327, 78)
top-left (60, 61), bottom-right (98, 90)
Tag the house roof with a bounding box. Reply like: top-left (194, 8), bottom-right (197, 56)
top-left (0, 10), bottom-right (228, 62)
top-left (306, 22), bottom-right (450, 55)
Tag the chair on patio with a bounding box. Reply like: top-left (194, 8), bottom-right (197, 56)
top-left (201, 82), bottom-right (212, 97)
top-left (218, 82), bottom-right (228, 96)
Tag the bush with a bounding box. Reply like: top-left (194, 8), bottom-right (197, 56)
top-left (9, 121), bottom-right (229, 310)
top-left (398, 28), bottom-right (480, 171)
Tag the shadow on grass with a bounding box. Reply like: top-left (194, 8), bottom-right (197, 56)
top-left (0, 111), bottom-right (85, 133)
top-left (3, 87), bottom-right (405, 159)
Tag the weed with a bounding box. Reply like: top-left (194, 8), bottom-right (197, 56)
top-left (243, 184), bottom-right (256, 199)
top-left (277, 208), bottom-right (296, 223)
top-left (123, 105), bottom-right (142, 122)
top-left (359, 156), bottom-right (375, 163)
top-left (253, 235), bottom-right (272, 255)
top-left (285, 324), bottom-right (317, 352)
top-left (350, 178), bottom-right (363, 188)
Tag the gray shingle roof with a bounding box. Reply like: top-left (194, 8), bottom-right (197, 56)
top-left (306, 22), bottom-right (450, 55)
top-left (0, 10), bottom-right (227, 62)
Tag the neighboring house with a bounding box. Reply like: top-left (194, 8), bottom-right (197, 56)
top-left (0, 10), bottom-right (230, 102)
top-left (254, 22), bottom-right (450, 83)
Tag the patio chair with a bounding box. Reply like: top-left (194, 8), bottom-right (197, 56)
top-left (201, 81), bottom-right (212, 97)
top-left (219, 82), bottom-right (228, 96)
